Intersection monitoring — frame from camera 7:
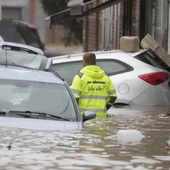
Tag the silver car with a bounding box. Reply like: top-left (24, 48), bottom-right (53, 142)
top-left (0, 42), bottom-right (95, 131)
top-left (50, 49), bottom-right (170, 107)
top-left (0, 41), bottom-right (52, 70)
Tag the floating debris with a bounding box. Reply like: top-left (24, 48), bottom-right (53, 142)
top-left (56, 143), bottom-right (72, 148)
top-left (7, 145), bottom-right (12, 150)
top-left (117, 129), bottom-right (145, 143)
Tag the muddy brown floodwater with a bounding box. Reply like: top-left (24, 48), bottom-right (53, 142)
top-left (0, 106), bottom-right (169, 170)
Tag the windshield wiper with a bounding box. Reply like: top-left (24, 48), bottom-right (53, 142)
top-left (0, 61), bottom-right (32, 69)
top-left (8, 110), bottom-right (70, 121)
top-left (45, 112), bottom-right (70, 121)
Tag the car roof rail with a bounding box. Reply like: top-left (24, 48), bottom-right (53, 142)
top-left (45, 68), bottom-right (65, 81)
top-left (0, 41), bottom-right (44, 55)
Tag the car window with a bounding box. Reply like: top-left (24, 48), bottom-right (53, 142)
top-left (51, 61), bottom-right (83, 85)
top-left (51, 59), bottom-right (133, 85)
top-left (0, 79), bottom-right (76, 120)
top-left (96, 60), bottom-right (132, 76)
top-left (134, 50), bottom-right (170, 72)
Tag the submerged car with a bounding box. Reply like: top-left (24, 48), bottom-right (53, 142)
top-left (50, 49), bottom-right (170, 107)
top-left (0, 42), bottom-right (95, 131)
top-left (0, 19), bottom-right (66, 58)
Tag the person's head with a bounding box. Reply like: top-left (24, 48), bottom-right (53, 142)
top-left (83, 52), bottom-right (96, 67)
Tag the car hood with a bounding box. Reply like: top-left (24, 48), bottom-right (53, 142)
top-left (0, 117), bottom-right (82, 131)
top-left (12, 20), bottom-right (44, 51)
top-left (12, 20), bottom-right (67, 57)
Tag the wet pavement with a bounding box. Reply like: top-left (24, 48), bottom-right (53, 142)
top-left (0, 106), bottom-right (170, 170)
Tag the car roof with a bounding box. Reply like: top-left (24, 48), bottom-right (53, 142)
top-left (51, 49), bottom-right (148, 63)
top-left (0, 66), bottom-right (64, 84)
top-left (0, 41), bottom-right (52, 70)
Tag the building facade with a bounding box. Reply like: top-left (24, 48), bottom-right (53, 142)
top-left (0, 0), bottom-right (66, 46)
top-left (0, 0), bottom-right (170, 54)
top-left (83, 0), bottom-right (170, 53)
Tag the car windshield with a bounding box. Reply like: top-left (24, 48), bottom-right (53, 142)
top-left (0, 79), bottom-right (76, 120)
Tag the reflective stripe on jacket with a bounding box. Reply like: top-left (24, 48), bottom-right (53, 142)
top-left (71, 65), bottom-right (117, 117)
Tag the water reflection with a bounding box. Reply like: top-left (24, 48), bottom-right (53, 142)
top-left (0, 106), bottom-right (170, 170)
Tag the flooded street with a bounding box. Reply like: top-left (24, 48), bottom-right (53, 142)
top-left (0, 106), bottom-right (170, 170)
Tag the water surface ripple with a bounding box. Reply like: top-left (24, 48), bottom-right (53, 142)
top-left (0, 106), bottom-right (170, 170)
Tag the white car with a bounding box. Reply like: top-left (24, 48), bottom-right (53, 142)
top-left (50, 49), bottom-right (170, 107)
top-left (0, 41), bottom-right (52, 70)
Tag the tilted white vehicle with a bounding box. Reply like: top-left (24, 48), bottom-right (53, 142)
top-left (0, 41), bottom-right (52, 70)
top-left (51, 49), bottom-right (170, 107)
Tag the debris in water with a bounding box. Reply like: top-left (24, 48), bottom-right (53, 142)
top-left (117, 129), bottom-right (145, 143)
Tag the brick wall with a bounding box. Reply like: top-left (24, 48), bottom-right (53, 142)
top-left (28, 0), bottom-right (35, 24)
top-left (83, 0), bottom-right (102, 51)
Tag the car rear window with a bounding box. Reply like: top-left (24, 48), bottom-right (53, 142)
top-left (135, 50), bottom-right (170, 72)
top-left (96, 59), bottom-right (133, 76)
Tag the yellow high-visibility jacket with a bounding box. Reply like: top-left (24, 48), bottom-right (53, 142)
top-left (71, 65), bottom-right (117, 117)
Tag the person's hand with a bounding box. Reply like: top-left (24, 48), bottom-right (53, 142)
top-left (106, 101), bottom-right (112, 110)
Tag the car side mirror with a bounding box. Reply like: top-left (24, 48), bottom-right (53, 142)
top-left (82, 111), bottom-right (96, 122)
